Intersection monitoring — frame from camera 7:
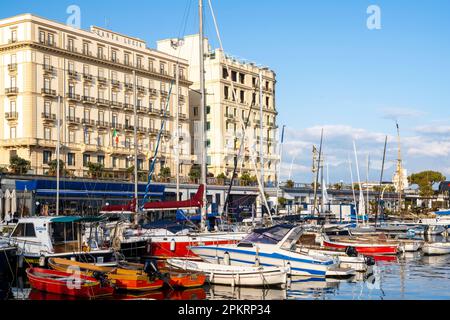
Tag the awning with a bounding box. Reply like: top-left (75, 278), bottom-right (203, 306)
top-left (51, 216), bottom-right (106, 223)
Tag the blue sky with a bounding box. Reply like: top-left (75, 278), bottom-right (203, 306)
top-left (2, 0), bottom-right (450, 183)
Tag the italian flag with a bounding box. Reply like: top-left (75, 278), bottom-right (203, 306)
top-left (113, 128), bottom-right (119, 145)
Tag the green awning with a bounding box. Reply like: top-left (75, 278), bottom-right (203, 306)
top-left (51, 216), bottom-right (105, 223)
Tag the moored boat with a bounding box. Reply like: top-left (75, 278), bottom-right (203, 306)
top-left (167, 258), bottom-right (288, 287)
top-left (321, 234), bottom-right (399, 255)
top-left (26, 267), bottom-right (114, 299)
top-left (422, 242), bottom-right (450, 255)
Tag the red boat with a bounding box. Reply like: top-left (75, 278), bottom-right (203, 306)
top-left (322, 238), bottom-right (399, 255)
top-left (26, 267), bottom-right (114, 299)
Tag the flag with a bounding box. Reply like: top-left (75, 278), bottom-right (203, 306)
top-left (113, 128), bottom-right (119, 145)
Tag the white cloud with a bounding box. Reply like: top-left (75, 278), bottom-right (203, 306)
top-left (380, 107), bottom-right (425, 120)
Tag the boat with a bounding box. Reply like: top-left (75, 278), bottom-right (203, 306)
top-left (422, 242), bottom-right (450, 255)
top-left (140, 185), bottom-right (247, 259)
top-left (9, 216), bottom-right (118, 267)
top-left (189, 224), bottom-right (354, 278)
top-left (321, 234), bottom-right (400, 255)
top-left (167, 258), bottom-right (288, 287)
top-left (26, 267), bottom-right (114, 299)
top-left (407, 225), bottom-right (446, 236)
top-left (48, 258), bottom-right (164, 292)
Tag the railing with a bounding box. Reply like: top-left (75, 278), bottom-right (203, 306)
top-left (66, 116), bottom-right (81, 124)
top-left (111, 123), bottom-right (123, 130)
top-left (123, 103), bottom-right (133, 111)
top-left (124, 124), bottom-right (134, 131)
top-left (137, 105), bottom-right (148, 113)
top-left (67, 70), bottom-right (78, 79)
top-left (43, 64), bottom-right (55, 73)
top-left (137, 85), bottom-right (146, 93)
top-left (111, 79), bottom-right (120, 87)
top-left (110, 101), bottom-right (122, 108)
top-left (5, 112), bottom-right (18, 120)
top-left (81, 119), bottom-right (95, 126)
top-left (97, 98), bottom-right (110, 106)
top-left (8, 63), bottom-right (17, 72)
top-left (5, 87), bottom-right (18, 95)
top-left (82, 96), bottom-right (96, 104)
top-left (41, 88), bottom-right (56, 96)
top-left (98, 76), bottom-right (107, 84)
top-left (41, 113), bottom-right (56, 121)
top-left (149, 88), bottom-right (158, 96)
top-left (83, 73), bottom-right (93, 81)
top-left (124, 83), bottom-right (133, 90)
top-left (96, 120), bottom-right (109, 127)
top-left (66, 93), bottom-right (80, 101)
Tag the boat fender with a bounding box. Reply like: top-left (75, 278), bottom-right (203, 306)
top-left (39, 255), bottom-right (46, 267)
top-left (345, 246), bottom-right (358, 257)
top-left (18, 254), bottom-right (24, 269)
top-left (170, 239), bottom-right (176, 251)
top-left (364, 256), bottom-right (375, 266)
top-left (224, 252), bottom-right (231, 266)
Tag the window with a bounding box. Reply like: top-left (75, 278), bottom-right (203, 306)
top-left (193, 106), bottom-right (198, 117)
top-left (111, 50), bottom-right (117, 62)
top-left (67, 153), bottom-right (75, 166)
top-left (98, 134), bottom-right (104, 146)
top-left (68, 61), bottom-right (75, 72)
top-left (68, 83), bottom-right (75, 95)
top-left (206, 106), bottom-right (211, 114)
top-left (97, 155), bottom-right (105, 165)
top-left (11, 29), bottom-right (17, 43)
top-left (98, 111), bottom-right (104, 122)
top-left (111, 92), bottom-right (117, 103)
top-left (69, 106), bottom-right (75, 118)
top-left (68, 131), bottom-right (76, 143)
top-left (43, 77), bottom-right (51, 90)
top-left (266, 96), bottom-right (270, 108)
top-left (224, 86), bottom-right (229, 100)
top-left (47, 33), bottom-right (54, 46)
top-left (206, 122), bottom-right (211, 131)
top-left (10, 127), bottom-right (16, 139)
top-left (148, 59), bottom-right (154, 71)
top-left (84, 130), bottom-right (90, 144)
top-left (112, 157), bottom-right (118, 168)
top-left (124, 53), bottom-right (130, 65)
top-left (160, 62), bottom-right (166, 74)
top-left (12, 223), bottom-right (36, 237)
top-left (83, 64), bottom-right (89, 75)
top-left (67, 38), bottom-right (74, 51)
top-left (44, 127), bottom-right (51, 140)
top-left (97, 46), bottom-right (104, 59)
top-left (44, 55), bottom-right (50, 68)
top-left (83, 42), bottom-right (89, 55)
top-left (125, 137), bottom-right (131, 148)
top-left (83, 154), bottom-right (90, 167)
top-left (112, 114), bottom-right (118, 126)
top-left (10, 76), bottom-right (16, 88)
top-left (39, 31), bottom-right (45, 44)
top-left (222, 68), bottom-right (229, 79)
top-left (231, 71), bottom-right (237, 82)
top-left (239, 73), bottom-right (245, 84)
top-left (137, 159), bottom-right (143, 170)
top-left (83, 86), bottom-right (90, 97)
top-left (43, 150), bottom-right (52, 164)
top-left (240, 90), bottom-right (245, 103)
top-left (10, 100), bottom-right (16, 113)
top-left (98, 68), bottom-right (105, 78)
top-left (137, 56), bottom-right (142, 68)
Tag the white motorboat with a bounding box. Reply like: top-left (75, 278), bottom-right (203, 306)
top-left (167, 258), bottom-right (288, 287)
top-left (422, 242), bottom-right (450, 255)
top-left (189, 224), bottom-right (354, 278)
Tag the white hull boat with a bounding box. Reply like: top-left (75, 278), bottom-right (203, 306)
top-left (167, 258), bottom-right (288, 287)
top-left (422, 242), bottom-right (450, 255)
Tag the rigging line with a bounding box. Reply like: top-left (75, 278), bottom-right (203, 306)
top-left (177, 0), bottom-right (193, 40)
top-left (140, 80), bottom-right (175, 208)
top-left (207, 0), bottom-right (271, 219)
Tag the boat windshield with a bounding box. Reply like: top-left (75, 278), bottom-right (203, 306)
top-left (241, 224), bottom-right (294, 245)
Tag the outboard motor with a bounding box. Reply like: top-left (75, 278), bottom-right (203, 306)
top-left (364, 255), bottom-right (376, 266)
top-left (345, 246), bottom-right (358, 257)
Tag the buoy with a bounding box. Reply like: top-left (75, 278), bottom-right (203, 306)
top-left (224, 252), bottom-right (231, 265)
top-left (170, 239), bottom-right (176, 251)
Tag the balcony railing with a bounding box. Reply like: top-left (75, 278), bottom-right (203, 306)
top-left (123, 103), bottom-right (133, 111)
top-left (41, 88), bottom-right (56, 97)
top-left (137, 85), bottom-right (146, 93)
top-left (41, 113), bottom-right (56, 121)
top-left (82, 119), bottom-right (95, 126)
top-left (5, 87), bottom-right (18, 95)
top-left (110, 101), bottom-right (122, 109)
top-left (66, 116), bottom-right (81, 124)
top-left (43, 65), bottom-right (55, 74)
top-left (111, 79), bottom-right (120, 87)
top-left (82, 96), bottom-right (96, 104)
top-left (160, 90), bottom-right (168, 96)
top-left (149, 107), bottom-right (160, 115)
top-left (5, 112), bottom-right (18, 120)
top-left (124, 124), bottom-right (134, 131)
top-left (66, 93), bottom-right (80, 101)
top-left (137, 105), bottom-right (148, 113)
top-left (124, 83), bottom-right (133, 91)
top-left (111, 123), bottom-right (123, 130)
top-left (149, 88), bottom-right (158, 96)
top-left (96, 120), bottom-right (109, 128)
top-left (8, 63), bottom-right (17, 72)
top-left (67, 70), bottom-right (79, 79)
top-left (97, 98), bottom-right (110, 106)
top-left (83, 73), bottom-right (93, 82)
top-left (98, 76), bottom-right (107, 84)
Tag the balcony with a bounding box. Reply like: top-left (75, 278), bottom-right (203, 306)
top-left (111, 123), bottom-right (123, 130)
top-left (8, 39), bottom-right (18, 44)
top-left (111, 79), bottom-right (120, 88)
top-left (137, 85), bottom-right (146, 94)
top-left (179, 113), bottom-right (188, 121)
top-left (41, 113), bottom-right (56, 122)
top-left (83, 73), bottom-right (93, 82)
top-left (137, 105), bottom-right (148, 113)
top-left (124, 83), bottom-right (134, 91)
top-left (67, 70), bottom-right (79, 80)
top-left (5, 87), bottom-right (18, 96)
top-left (149, 88), bottom-right (158, 96)
top-left (179, 94), bottom-right (186, 102)
top-left (8, 63), bottom-right (17, 72)
top-left (149, 107), bottom-right (160, 115)
top-left (81, 118), bottom-right (95, 126)
top-left (124, 124), bottom-right (134, 132)
top-left (5, 112), bottom-right (18, 120)
top-left (82, 50), bottom-right (92, 57)
top-left (66, 116), bottom-right (80, 125)
top-left (96, 120), bottom-right (109, 128)
top-left (97, 98), bottom-right (110, 107)
top-left (137, 126), bottom-right (147, 134)
top-left (122, 103), bottom-right (133, 111)
top-left (97, 53), bottom-right (106, 60)
top-left (43, 64), bottom-right (55, 74)
top-left (149, 128), bottom-right (159, 135)
top-left (66, 93), bottom-right (80, 101)
top-left (98, 76), bottom-right (107, 86)
top-left (110, 101), bottom-right (122, 109)
top-left (66, 46), bottom-right (77, 53)
top-left (160, 89), bottom-right (168, 97)
top-left (82, 96), bottom-right (96, 104)
top-left (41, 88), bottom-right (57, 97)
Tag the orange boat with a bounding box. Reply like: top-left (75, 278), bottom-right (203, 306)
top-left (48, 258), bottom-right (163, 292)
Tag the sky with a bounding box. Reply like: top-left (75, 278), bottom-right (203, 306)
top-left (1, 0), bottom-right (450, 184)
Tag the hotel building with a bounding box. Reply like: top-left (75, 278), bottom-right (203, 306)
top-left (157, 35), bottom-right (279, 184)
top-left (0, 14), bottom-right (194, 179)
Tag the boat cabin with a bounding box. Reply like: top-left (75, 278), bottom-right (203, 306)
top-left (238, 224), bottom-right (303, 250)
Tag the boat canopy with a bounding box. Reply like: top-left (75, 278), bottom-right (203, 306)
top-left (241, 224), bottom-right (295, 245)
top-left (50, 216), bottom-right (105, 223)
top-left (143, 185), bottom-right (204, 211)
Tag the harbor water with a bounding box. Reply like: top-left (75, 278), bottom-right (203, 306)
top-left (2, 250), bottom-right (450, 300)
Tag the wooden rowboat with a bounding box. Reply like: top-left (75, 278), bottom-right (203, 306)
top-left (48, 258), bottom-right (163, 292)
top-left (26, 267), bottom-right (113, 299)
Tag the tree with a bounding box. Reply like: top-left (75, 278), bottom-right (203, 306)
top-left (240, 172), bottom-right (257, 185)
top-left (87, 162), bottom-right (104, 179)
top-left (159, 167), bottom-right (171, 179)
top-left (188, 164), bottom-right (201, 181)
top-left (9, 155), bottom-right (31, 174)
top-left (409, 171), bottom-right (446, 198)
top-left (47, 159), bottom-right (67, 176)
top-left (333, 183), bottom-right (343, 190)
top-left (217, 173), bottom-right (227, 180)
top-left (285, 180), bottom-right (295, 188)
top-left (278, 197), bottom-right (287, 208)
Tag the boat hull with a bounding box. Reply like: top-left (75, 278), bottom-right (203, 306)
top-left (422, 243), bottom-right (450, 255)
top-left (322, 240), bottom-right (398, 255)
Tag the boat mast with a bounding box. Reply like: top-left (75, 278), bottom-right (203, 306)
top-left (56, 94), bottom-right (61, 216)
top-left (376, 136), bottom-right (388, 226)
top-left (133, 70), bottom-right (139, 224)
top-left (259, 70), bottom-right (264, 191)
top-left (353, 141), bottom-right (366, 226)
top-left (366, 154), bottom-right (370, 218)
top-left (275, 125), bottom-right (285, 214)
top-left (396, 122), bottom-right (403, 218)
top-left (312, 129), bottom-right (323, 216)
top-left (175, 58), bottom-right (180, 202)
top-left (199, 0), bottom-right (207, 232)
top-left (348, 154), bottom-right (358, 225)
